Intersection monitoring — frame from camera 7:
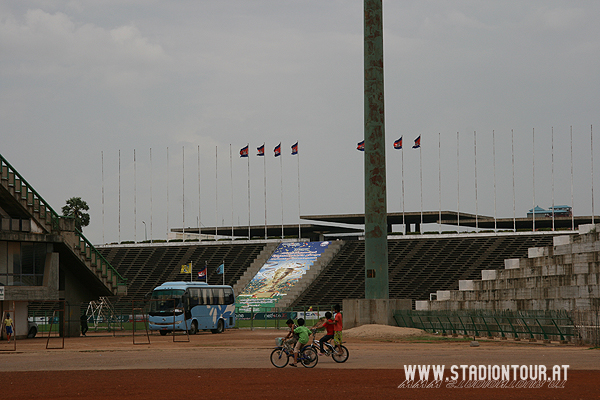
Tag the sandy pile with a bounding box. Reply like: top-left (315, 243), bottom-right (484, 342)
top-left (343, 324), bottom-right (430, 340)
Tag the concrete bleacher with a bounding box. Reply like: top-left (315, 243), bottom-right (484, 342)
top-left (98, 241), bottom-right (269, 306)
top-left (291, 233), bottom-right (555, 307)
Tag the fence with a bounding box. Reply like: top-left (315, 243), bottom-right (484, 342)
top-left (235, 304), bottom-right (337, 330)
top-left (394, 310), bottom-right (578, 343)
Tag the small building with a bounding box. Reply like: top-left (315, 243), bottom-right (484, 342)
top-left (0, 154), bottom-right (126, 338)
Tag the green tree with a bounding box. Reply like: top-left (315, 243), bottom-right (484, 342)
top-left (62, 197), bottom-right (90, 231)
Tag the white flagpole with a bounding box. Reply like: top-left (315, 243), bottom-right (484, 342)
top-left (198, 145), bottom-right (202, 240)
top-left (512, 129), bottom-right (516, 232)
top-left (590, 125), bottom-right (595, 225)
top-left (438, 132), bottom-right (441, 234)
top-left (118, 149), bottom-right (121, 243)
top-left (263, 143), bottom-right (267, 240)
top-left (101, 151), bottom-right (104, 244)
top-left (182, 146), bottom-right (185, 242)
top-left (150, 148), bottom-right (153, 243)
top-left (247, 144), bottom-right (251, 239)
top-left (223, 260), bottom-right (225, 286)
top-left (167, 147), bottom-right (170, 240)
top-left (552, 127), bottom-right (555, 231)
top-left (457, 132), bottom-right (460, 232)
top-left (279, 145), bottom-right (284, 239)
top-left (134, 149), bottom-right (137, 243)
top-left (230, 144), bottom-right (234, 239)
top-left (493, 130), bottom-right (497, 232)
top-left (419, 137), bottom-right (423, 234)
top-left (205, 261), bottom-right (208, 283)
top-left (296, 142), bottom-right (301, 239)
top-left (570, 127), bottom-right (575, 230)
top-left (474, 131), bottom-right (478, 231)
top-left (401, 141), bottom-right (405, 234)
top-left (190, 261), bottom-right (192, 283)
top-left (532, 128), bottom-right (536, 232)
top-left (215, 146), bottom-right (218, 240)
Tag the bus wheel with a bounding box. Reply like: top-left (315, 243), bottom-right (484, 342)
top-left (189, 321), bottom-right (198, 335)
top-left (211, 319), bottom-right (224, 334)
top-left (159, 330), bottom-right (168, 336)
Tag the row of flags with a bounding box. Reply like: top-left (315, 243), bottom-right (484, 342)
top-left (240, 142), bottom-right (299, 158)
top-left (357, 136), bottom-right (421, 151)
top-left (180, 262), bottom-right (224, 278)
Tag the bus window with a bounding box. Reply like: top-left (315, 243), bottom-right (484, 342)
top-left (201, 288), bottom-right (212, 305)
top-left (224, 288), bottom-right (234, 305)
top-left (188, 288), bottom-right (200, 308)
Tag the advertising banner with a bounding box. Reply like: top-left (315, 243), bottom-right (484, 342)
top-left (236, 241), bottom-right (330, 309)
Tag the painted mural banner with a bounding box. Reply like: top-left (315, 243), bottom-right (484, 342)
top-left (236, 241), bottom-right (331, 309)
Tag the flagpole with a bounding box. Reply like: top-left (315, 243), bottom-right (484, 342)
top-left (419, 137), bottom-right (423, 234)
top-left (551, 127), bottom-right (555, 231)
top-left (591, 125), bottom-right (595, 225)
top-left (134, 149), bottom-right (137, 243)
top-left (474, 131), bottom-right (478, 231)
top-left (190, 261), bottom-right (192, 283)
top-left (512, 130), bottom-right (516, 232)
top-left (101, 150), bottom-right (104, 244)
top-left (198, 145), bottom-right (202, 241)
top-left (296, 142), bottom-right (301, 239)
top-left (205, 261), bottom-right (208, 283)
top-left (167, 147), bottom-right (169, 241)
top-left (279, 145), bottom-right (284, 239)
top-left (247, 143), bottom-right (251, 240)
top-left (150, 148), bottom-right (153, 243)
top-left (438, 132), bottom-right (441, 234)
top-left (493, 130), bottom-right (497, 233)
top-left (570, 126), bottom-right (574, 230)
top-left (263, 143), bottom-right (267, 240)
top-left (533, 128), bottom-right (535, 232)
top-left (401, 141), bottom-right (405, 234)
top-left (118, 149), bottom-right (121, 243)
top-left (182, 146), bottom-right (185, 242)
top-left (215, 145), bottom-right (218, 240)
top-left (230, 144), bottom-right (234, 239)
top-left (223, 260), bottom-right (225, 286)
top-left (457, 132), bottom-right (460, 232)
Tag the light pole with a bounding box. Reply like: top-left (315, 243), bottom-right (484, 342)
top-left (142, 221), bottom-right (147, 242)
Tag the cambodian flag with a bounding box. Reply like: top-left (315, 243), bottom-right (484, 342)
top-left (357, 140), bottom-right (365, 151)
top-left (197, 266), bottom-right (207, 279)
top-left (257, 144), bottom-right (265, 156)
top-left (291, 142), bottom-right (298, 155)
top-left (394, 137), bottom-right (403, 150)
top-left (274, 143), bottom-right (281, 157)
top-left (412, 135), bottom-right (421, 149)
top-left (240, 145), bottom-right (249, 157)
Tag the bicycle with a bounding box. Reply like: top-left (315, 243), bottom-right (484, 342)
top-left (270, 338), bottom-right (319, 368)
top-left (309, 330), bottom-right (349, 363)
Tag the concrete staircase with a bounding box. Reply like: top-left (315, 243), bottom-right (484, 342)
top-left (232, 242), bottom-right (279, 296)
top-left (275, 240), bottom-right (345, 309)
top-left (0, 154), bottom-right (126, 295)
top-left (417, 225), bottom-right (599, 312)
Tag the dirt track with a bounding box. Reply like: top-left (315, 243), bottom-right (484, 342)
top-left (1, 329), bottom-right (598, 399)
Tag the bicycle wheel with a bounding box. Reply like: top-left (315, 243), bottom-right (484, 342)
top-left (300, 346), bottom-right (318, 368)
top-left (332, 345), bottom-right (349, 363)
top-left (270, 348), bottom-right (289, 368)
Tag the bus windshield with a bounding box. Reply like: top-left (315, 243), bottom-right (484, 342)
top-left (149, 289), bottom-right (185, 315)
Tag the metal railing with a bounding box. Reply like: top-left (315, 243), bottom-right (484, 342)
top-left (394, 310), bottom-right (577, 342)
top-left (235, 304), bottom-right (337, 329)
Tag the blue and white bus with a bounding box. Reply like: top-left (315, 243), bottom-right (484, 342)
top-left (148, 281), bottom-right (235, 335)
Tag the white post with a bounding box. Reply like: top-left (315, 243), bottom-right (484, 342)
top-left (263, 144), bottom-right (267, 240)
top-left (551, 127), bottom-right (555, 231)
top-left (167, 147), bottom-right (170, 240)
top-left (438, 132), bottom-right (441, 234)
top-left (512, 129), bottom-right (516, 232)
top-left (150, 148), bottom-right (153, 243)
top-left (230, 144), bottom-right (234, 239)
top-left (134, 149), bottom-right (137, 243)
top-left (101, 151), bottom-right (105, 244)
top-left (419, 137), bottom-right (423, 234)
top-left (570, 127), bottom-right (574, 230)
top-left (279, 145), bottom-right (284, 239)
top-left (247, 144), bottom-right (251, 239)
top-left (532, 128), bottom-right (535, 232)
top-left (591, 125), bottom-right (595, 225)
top-left (215, 146), bottom-right (218, 240)
top-left (118, 149), bottom-right (121, 244)
top-left (493, 130), bottom-right (497, 232)
top-left (457, 132), bottom-right (460, 232)
top-left (401, 141), bottom-right (405, 234)
top-left (182, 146), bottom-right (185, 242)
top-left (474, 131), bottom-right (478, 231)
top-left (197, 145), bottom-right (202, 240)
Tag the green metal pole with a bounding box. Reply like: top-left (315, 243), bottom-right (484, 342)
top-left (364, 0), bottom-right (389, 300)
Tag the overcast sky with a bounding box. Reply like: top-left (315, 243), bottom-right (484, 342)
top-left (2, 1), bottom-right (599, 244)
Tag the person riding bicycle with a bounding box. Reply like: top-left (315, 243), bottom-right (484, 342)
top-left (283, 318), bottom-right (298, 349)
top-left (312, 311), bottom-right (334, 355)
top-left (332, 304), bottom-right (343, 354)
top-left (290, 318), bottom-right (311, 367)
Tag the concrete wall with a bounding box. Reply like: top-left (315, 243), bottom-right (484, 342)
top-left (343, 299), bottom-right (412, 329)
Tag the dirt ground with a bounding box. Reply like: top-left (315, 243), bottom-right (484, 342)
top-left (1, 326), bottom-right (599, 399)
